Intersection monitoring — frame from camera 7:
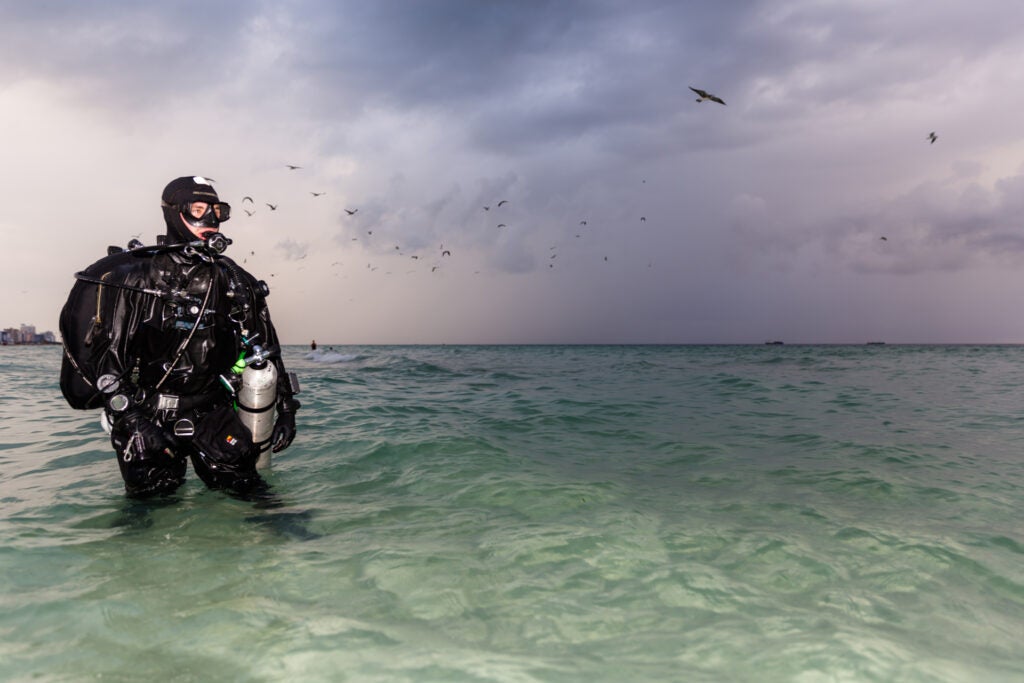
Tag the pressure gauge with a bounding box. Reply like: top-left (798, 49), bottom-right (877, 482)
top-left (96, 374), bottom-right (120, 394)
top-left (108, 394), bottom-right (130, 413)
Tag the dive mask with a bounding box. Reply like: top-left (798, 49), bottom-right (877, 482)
top-left (162, 200), bottom-right (231, 228)
top-left (180, 201), bottom-right (231, 227)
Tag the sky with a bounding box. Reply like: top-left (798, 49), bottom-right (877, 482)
top-left (4, 0), bottom-right (1024, 345)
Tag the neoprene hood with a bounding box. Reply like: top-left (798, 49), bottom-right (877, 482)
top-left (161, 175), bottom-right (221, 244)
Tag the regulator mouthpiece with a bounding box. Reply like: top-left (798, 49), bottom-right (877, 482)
top-left (205, 232), bottom-right (232, 254)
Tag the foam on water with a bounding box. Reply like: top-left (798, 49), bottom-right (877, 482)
top-left (1, 344), bottom-right (1022, 681)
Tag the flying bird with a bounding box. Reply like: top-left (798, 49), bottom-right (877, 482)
top-left (310, 191), bottom-right (325, 197)
top-left (242, 196), bottom-right (254, 204)
top-left (497, 200), bottom-right (509, 207)
top-left (880, 236), bottom-right (888, 241)
top-left (285, 164), bottom-right (302, 170)
top-left (244, 209), bottom-right (254, 217)
top-left (689, 86), bottom-right (726, 105)
top-left (442, 250), bottom-right (451, 257)
top-left (345, 209), bottom-right (358, 215)
top-left (928, 132), bottom-right (937, 144)
top-left (497, 224), bottom-right (506, 228)
top-left (266, 203), bottom-right (278, 210)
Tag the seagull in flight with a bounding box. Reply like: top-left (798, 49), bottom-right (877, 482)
top-left (345, 208), bottom-right (358, 216)
top-left (310, 191), bottom-right (325, 197)
top-left (285, 164), bottom-right (302, 170)
top-left (266, 203), bottom-right (278, 210)
top-left (497, 200), bottom-right (509, 207)
top-left (928, 132), bottom-right (937, 144)
top-left (689, 86), bottom-right (726, 105)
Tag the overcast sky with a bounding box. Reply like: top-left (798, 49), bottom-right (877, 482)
top-left (4, 0), bottom-right (1024, 344)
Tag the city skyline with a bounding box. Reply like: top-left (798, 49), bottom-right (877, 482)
top-left (1, 323), bottom-right (56, 345)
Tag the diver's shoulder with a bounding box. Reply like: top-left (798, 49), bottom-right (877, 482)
top-left (217, 254), bottom-right (259, 279)
top-left (79, 246), bottom-right (155, 277)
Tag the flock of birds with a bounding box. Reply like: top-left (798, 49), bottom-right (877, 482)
top-left (687, 86), bottom-right (941, 244)
top-left (232, 164), bottom-right (638, 279)
top-left (237, 166), bottom-right (340, 217)
top-left (229, 86), bottom-right (938, 280)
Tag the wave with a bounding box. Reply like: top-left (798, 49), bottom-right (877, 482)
top-left (304, 350), bottom-right (361, 363)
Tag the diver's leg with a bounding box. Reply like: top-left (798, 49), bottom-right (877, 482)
top-left (190, 446), bottom-right (268, 498)
top-left (112, 427), bottom-right (187, 498)
top-left (187, 404), bottom-right (279, 500)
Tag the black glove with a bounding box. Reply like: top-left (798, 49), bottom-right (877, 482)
top-left (270, 398), bottom-right (299, 453)
top-left (114, 408), bottom-right (177, 460)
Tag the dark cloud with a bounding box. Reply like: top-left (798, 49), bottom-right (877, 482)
top-left (5, 1), bottom-right (1024, 342)
top-left (0, 1), bottom-right (255, 104)
top-left (819, 170), bottom-right (1024, 275)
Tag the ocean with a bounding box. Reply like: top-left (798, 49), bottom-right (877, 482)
top-left (1, 344), bottom-right (1022, 682)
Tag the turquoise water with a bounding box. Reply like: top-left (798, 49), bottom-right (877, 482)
top-left (1, 344), bottom-right (1022, 682)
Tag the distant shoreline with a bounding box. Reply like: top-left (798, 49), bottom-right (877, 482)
top-left (10, 341), bottom-right (1024, 348)
top-left (290, 341), bottom-right (1024, 347)
top-left (0, 341), bottom-right (61, 346)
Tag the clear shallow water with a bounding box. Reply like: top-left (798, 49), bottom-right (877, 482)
top-left (1, 344), bottom-right (1022, 682)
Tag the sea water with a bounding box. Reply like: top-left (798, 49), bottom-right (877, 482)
top-left (1, 344), bottom-right (1022, 682)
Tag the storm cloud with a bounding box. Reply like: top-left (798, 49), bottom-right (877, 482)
top-left (4, 1), bottom-right (1024, 343)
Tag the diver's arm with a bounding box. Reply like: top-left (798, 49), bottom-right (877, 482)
top-left (254, 298), bottom-right (300, 452)
top-left (228, 257), bottom-right (300, 451)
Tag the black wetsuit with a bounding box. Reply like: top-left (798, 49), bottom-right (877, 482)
top-left (60, 240), bottom-right (299, 498)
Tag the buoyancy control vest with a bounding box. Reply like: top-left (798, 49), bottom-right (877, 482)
top-left (59, 239), bottom-right (294, 417)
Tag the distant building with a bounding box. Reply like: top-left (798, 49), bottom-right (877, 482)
top-left (1, 325), bottom-right (57, 345)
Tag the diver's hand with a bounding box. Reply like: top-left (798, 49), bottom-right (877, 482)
top-left (116, 409), bottom-right (177, 459)
top-left (270, 400), bottom-right (299, 453)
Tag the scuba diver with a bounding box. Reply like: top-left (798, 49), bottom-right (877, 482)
top-left (59, 176), bottom-right (300, 499)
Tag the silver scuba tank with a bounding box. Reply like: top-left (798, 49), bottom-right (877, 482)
top-left (237, 348), bottom-right (278, 469)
